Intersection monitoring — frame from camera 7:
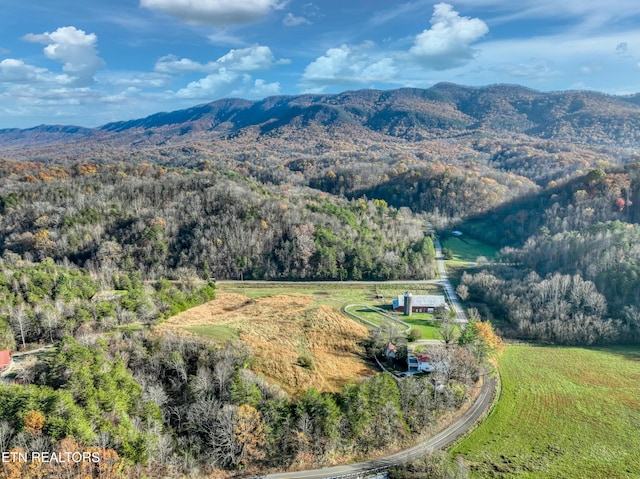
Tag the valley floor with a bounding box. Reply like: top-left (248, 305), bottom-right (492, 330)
top-left (452, 344), bottom-right (640, 478)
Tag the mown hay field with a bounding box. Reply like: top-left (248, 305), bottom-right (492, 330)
top-left (453, 345), bottom-right (640, 478)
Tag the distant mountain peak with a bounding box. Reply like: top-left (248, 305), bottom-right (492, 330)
top-left (0, 84), bottom-right (638, 155)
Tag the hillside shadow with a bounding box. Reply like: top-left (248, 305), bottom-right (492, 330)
top-left (589, 345), bottom-right (640, 363)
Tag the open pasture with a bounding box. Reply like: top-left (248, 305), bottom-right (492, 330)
top-left (441, 235), bottom-right (499, 264)
top-left (453, 345), bottom-right (640, 478)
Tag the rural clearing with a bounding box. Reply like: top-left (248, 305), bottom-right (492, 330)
top-left (157, 282), bottom-right (452, 392)
top-left (156, 290), bottom-right (377, 393)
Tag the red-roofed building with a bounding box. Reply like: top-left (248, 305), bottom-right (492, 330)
top-left (0, 350), bottom-right (11, 370)
top-left (384, 342), bottom-right (398, 359)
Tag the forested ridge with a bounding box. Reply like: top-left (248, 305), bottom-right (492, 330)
top-left (0, 159), bottom-right (437, 350)
top-left (2, 84), bottom-right (640, 152)
top-left (0, 84), bottom-right (638, 477)
top-left (456, 166), bottom-right (640, 345)
top-left (0, 162), bottom-right (434, 281)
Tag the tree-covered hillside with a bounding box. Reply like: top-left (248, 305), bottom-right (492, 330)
top-left (0, 161), bottom-right (434, 282)
top-left (457, 167), bottom-right (640, 344)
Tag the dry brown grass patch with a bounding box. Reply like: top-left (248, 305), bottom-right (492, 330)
top-left (158, 292), bottom-right (376, 394)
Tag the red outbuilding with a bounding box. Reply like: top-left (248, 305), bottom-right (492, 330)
top-left (0, 350), bottom-right (11, 370)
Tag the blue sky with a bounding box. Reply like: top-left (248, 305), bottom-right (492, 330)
top-left (0, 0), bottom-right (638, 128)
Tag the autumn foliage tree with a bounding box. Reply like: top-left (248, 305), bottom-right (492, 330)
top-left (458, 315), bottom-right (504, 367)
top-left (0, 448), bottom-right (27, 479)
top-left (475, 320), bottom-right (505, 367)
top-left (234, 404), bottom-right (266, 467)
top-left (22, 410), bottom-right (45, 436)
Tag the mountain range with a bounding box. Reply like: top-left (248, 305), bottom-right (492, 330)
top-left (1, 83), bottom-right (639, 161)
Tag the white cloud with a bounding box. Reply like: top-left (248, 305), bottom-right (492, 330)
top-left (176, 69), bottom-right (237, 98)
top-left (304, 46), bottom-right (349, 81)
top-left (0, 27), bottom-right (108, 125)
top-left (298, 5), bottom-right (490, 91)
top-left (23, 26), bottom-right (105, 87)
top-left (155, 55), bottom-right (217, 74)
top-left (409, 3), bottom-right (488, 70)
top-left (157, 45), bottom-right (283, 75)
top-left (140, 0), bottom-right (285, 26)
top-left (170, 45), bottom-right (285, 99)
top-left (283, 13), bottom-right (310, 26)
top-left (248, 78), bottom-right (280, 96)
top-left (300, 43), bottom-right (399, 92)
top-left (101, 87), bottom-right (142, 104)
top-left (207, 30), bottom-right (247, 46)
top-left (0, 85), bottom-right (95, 109)
top-left (0, 59), bottom-right (50, 83)
top-left (492, 59), bottom-right (562, 79)
top-left (217, 45), bottom-right (280, 71)
top-left (174, 72), bottom-right (282, 100)
top-left (105, 72), bottom-right (172, 88)
top-left (231, 77), bottom-right (281, 97)
top-left (0, 58), bottom-right (74, 89)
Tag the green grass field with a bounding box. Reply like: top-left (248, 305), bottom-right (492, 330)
top-left (440, 234), bottom-right (500, 288)
top-left (346, 305), bottom-right (389, 327)
top-left (345, 305), bottom-right (446, 340)
top-left (403, 316), bottom-right (444, 339)
top-left (184, 324), bottom-right (240, 341)
top-left (453, 345), bottom-right (640, 478)
top-left (441, 235), bottom-right (499, 263)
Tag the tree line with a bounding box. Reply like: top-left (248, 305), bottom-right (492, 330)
top-left (0, 255), bottom-right (215, 349)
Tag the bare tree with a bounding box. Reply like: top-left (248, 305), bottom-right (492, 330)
top-left (34, 303), bottom-right (60, 343)
top-left (214, 348), bottom-right (239, 400)
top-left (456, 283), bottom-right (469, 301)
top-left (96, 431), bottom-right (112, 449)
top-left (191, 366), bottom-right (215, 400)
top-left (187, 397), bottom-right (222, 438)
top-left (438, 317), bottom-right (458, 345)
top-left (209, 405), bottom-right (242, 468)
top-left (153, 432), bottom-right (174, 465)
top-left (0, 421), bottom-right (14, 451)
top-left (10, 303), bottom-right (29, 350)
top-left (167, 351), bottom-right (188, 384)
top-left (143, 383), bottom-right (170, 410)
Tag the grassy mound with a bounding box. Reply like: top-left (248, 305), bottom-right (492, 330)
top-left (158, 292), bottom-right (376, 394)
